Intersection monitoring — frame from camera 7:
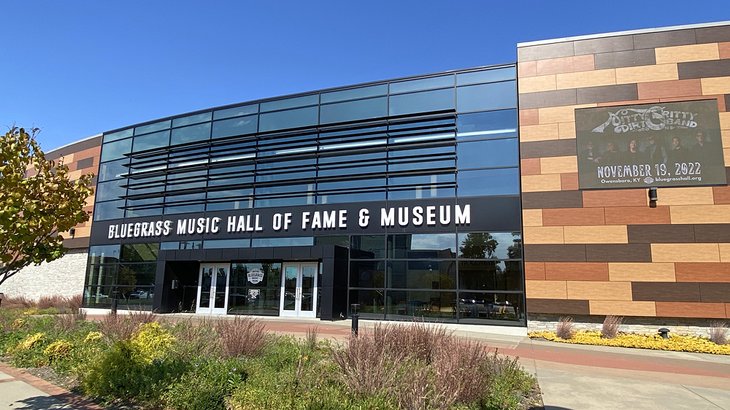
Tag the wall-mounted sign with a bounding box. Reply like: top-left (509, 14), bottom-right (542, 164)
top-left (247, 269), bottom-right (264, 285)
top-left (575, 100), bottom-right (726, 189)
top-left (89, 197), bottom-right (523, 245)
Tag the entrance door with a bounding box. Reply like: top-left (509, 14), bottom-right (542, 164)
top-left (280, 262), bottom-right (318, 318)
top-left (196, 263), bottom-right (230, 315)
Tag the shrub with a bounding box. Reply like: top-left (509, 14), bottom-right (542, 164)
top-left (3, 295), bottom-right (33, 309)
top-left (556, 316), bottom-right (575, 339)
top-left (67, 294), bottom-right (83, 313)
top-left (98, 311), bottom-right (156, 341)
top-left (215, 316), bottom-right (268, 358)
top-left (481, 352), bottom-right (541, 410)
top-left (130, 322), bottom-right (175, 364)
top-left (79, 340), bottom-right (188, 405)
top-left (84, 331), bottom-right (103, 343)
top-left (162, 358), bottom-right (246, 410)
top-left (169, 319), bottom-right (221, 359)
top-left (15, 332), bottom-right (46, 352)
top-left (601, 315), bottom-right (623, 339)
top-left (709, 322), bottom-right (728, 345)
top-left (43, 340), bottom-right (73, 363)
top-left (37, 295), bottom-right (67, 310)
top-left (305, 326), bottom-right (319, 351)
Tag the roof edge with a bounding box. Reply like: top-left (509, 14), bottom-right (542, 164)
top-left (47, 133), bottom-right (102, 155)
top-left (517, 20), bottom-right (730, 48)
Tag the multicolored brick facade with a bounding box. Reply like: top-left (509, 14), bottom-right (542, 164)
top-left (518, 23), bottom-right (730, 321)
top-left (46, 135), bottom-right (102, 249)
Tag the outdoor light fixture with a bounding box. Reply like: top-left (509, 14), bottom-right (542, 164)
top-left (648, 187), bottom-right (658, 208)
top-left (658, 327), bottom-right (670, 339)
top-left (69, 227), bottom-right (76, 238)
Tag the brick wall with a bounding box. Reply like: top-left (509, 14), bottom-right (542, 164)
top-left (517, 23), bottom-right (730, 322)
top-left (46, 135), bottom-right (102, 249)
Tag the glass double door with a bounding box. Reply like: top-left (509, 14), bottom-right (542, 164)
top-left (280, 263), bottom-right (318, 318)
top-left (196, 263), bottom-right (230, 315)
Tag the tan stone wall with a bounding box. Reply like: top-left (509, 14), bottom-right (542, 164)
top-left (518, 24), bottom-right (730, 320)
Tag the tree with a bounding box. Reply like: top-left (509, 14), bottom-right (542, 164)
top-left (0, 127), bottom-right (93, 286)
top-left (459, 232), bottom-right (498, 259)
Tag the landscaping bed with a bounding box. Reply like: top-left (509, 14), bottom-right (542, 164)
top-left (0, 304), bottom-right (541, 410)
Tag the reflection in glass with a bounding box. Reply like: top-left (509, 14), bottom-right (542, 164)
top-left (94, 200), bottom-right (125, 221)
top-left (350, 261), bottom-right (385, 288)
top-left (135, 120), bottom-right (171, 136)
top-left (214, 104), bottom-right (258, 120)
top-left (388, 260), bottom-right (456, 289)
top-left (389, 88), bottom-right (455, 116)
top-left (349, 289), bottom-right (384, 319)
top-left (385, 291), bottom-right (456, 322)
top-left (173, 112), bottom-right (212, 128)
top-left (350, 236), bottom-right (385, 259)
top-left (457, 292), bottom-right (523, 323)
top-left (457, 138), bottom-right (518, 169)
top-left (104, 129), bottom-right (133, 142)
top-left (89, 245), bottom-right (121, 264)
top-left (388, 234), bottom-right (456, 259)
top-left (456, 109), bottom-right (517, 140)
top-left (199, 267), bottom-right (213, 309)
top-left (100, 138), bottom-right (132, 162)
top-left (283, 265), bottom-right (297, 311)
top-left (459, 260), bottom-right (522, 291)
top-left (171, 123), bottom-right (211, 145)
top-left (259, 106), bottom-right (318, 132)
top-left (120, 243), bottom-right (159, 262)
top-left (319, 97), bottom-right (387, 124)
top-left (214, 267), bottom-right (227, 309)
top-left (458, 232), bottom-right (522, 259)
top-left (456, 67), bottom-right (515, 86)
top-left (212, 115), bottom-right (258, 139)
top-left (390, 75), bottom-right (454, 94)
top-left (300, 265), bottom-right (316, 312)
top-left (228, 263), bottom-right (282, 315)
top-left (457, 81), bottom-right (517, 113)
top-left (457, 168), bottom-right (519, 196)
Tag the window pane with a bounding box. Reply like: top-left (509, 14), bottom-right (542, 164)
top-left (457, 292), bottom-right (523, 322)
top-left (214, 104), bottom-right (258, 120)
top-left (121, 243), bottom-right (160, 262)
top-left (251, 237), bottom-right (314, 247)
top-left (314, 235), bottom-right (349, 247)
top-left (173, 112), bottom-right (212, 128)
top-left (212, 115), bottom-right (258, 139)
top-left (321, 84), bottom-right (387, 103)
top-left (457, 109), bottom-right (518, 140)
top-left (133, 130), bottom-right (170, 152)
top-left (457, 168), bottom-right (519, 196)
top-left (135, 120), bottom-right (170, 135)
top-left (206, 199), bottom-right (252, 211)
top-left (260, 95), bottom-right (318, 112)
top-left (118, 263), bottom-right (157, 288)
top-left (96, 180), bottom-right (126, 201)
top-left (459, 260), bottom-right (522, 291)
top-left (390, 75), bottom-right (454, 94)
top-left (101, 138), bottom-right (132, 162)
top-left (457, 138), bottom-right (518, 169)
top-left (387, 187), bottom-right (454, 200)
top-left (89, 245), bottom-right (120, 264)
top-left (164, 204), bottom-right (205, 214)
top-left (350, 235), bottom-right (385, 259)
top-left (456, 67), bottom-right (515, 86)
top-left (349, 289), bottom-right (384, 319)
top-left (458, 232), bottom-right (522, 259)
top-left (259, 107), bottom-right (318, 132)
top-left (350, 260), bottom-right (385, 288)
top-left (98, 158), bottom-right (129, 181)
top-left (385, 290), bottom-right (456, 322)
top-left (457, 81), bottom-right (516, 112)
top-left (203, 239), bottom-right (251, 249)
top-left (388, 260), bottom-right (456, 289)
top-left (387, 234), bottom-right (456, 259)
top-left (320, 97), bottom-right (387, 124)
top-left (104, 129), bottom-right (133, 142)
top-left (389, 89), bottom-right (455, 116)
top-left (126, 207), bottom-right (163, 218)
top-left (85, 264), bottom-right (117, 287)
top-left (228, 262), bottom-right (282, 316)
top-left (171, 123), bottom-right (211, 145)
top-left (254, 196), bottom-right (313, 208)
top-left (318, 191), bottom-right (385, 204)
top-left (94, 200), bottom-right (125, 221)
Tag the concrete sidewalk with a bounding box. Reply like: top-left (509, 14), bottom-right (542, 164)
top-left (0, 363), bottom-right (100, 410)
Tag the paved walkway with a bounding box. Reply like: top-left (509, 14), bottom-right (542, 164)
top-left (3, 315), bottom-right (730, 409)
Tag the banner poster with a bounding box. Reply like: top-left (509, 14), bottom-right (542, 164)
top-left (575, 100), bottom-right (726, 189)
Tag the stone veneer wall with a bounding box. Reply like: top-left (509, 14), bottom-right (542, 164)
top-left (517, 23), bottom-right (730, 329)
top-left (0, 249), bottom-right (88, 300)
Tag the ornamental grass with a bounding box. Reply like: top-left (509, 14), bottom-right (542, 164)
top-left (529, 330), bottom-right (730, 355)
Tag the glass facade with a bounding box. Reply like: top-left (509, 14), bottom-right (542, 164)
top-left (85, 64), bottom-right (524, 325)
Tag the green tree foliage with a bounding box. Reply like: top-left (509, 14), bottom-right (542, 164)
top-left (459, 232), bottom-right (498, 259)
top-left (0, 127), bottom-right (93, 286)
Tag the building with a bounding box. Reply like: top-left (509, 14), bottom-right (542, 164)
top-left (3, 21), bottom-right (729, 332)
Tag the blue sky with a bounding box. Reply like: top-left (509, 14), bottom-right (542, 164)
top-left (2, 1), bottom-right (729, 150)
